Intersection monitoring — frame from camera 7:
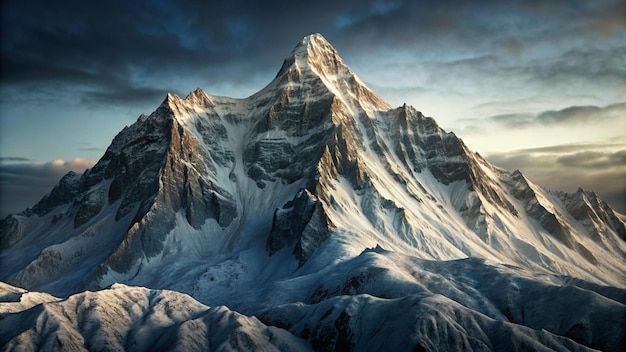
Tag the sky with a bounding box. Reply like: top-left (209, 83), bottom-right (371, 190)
top-left (1, 0), bottom-right (625, 216)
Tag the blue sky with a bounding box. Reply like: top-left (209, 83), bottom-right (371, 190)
top-left (1, 0), bottom-right (625, 216)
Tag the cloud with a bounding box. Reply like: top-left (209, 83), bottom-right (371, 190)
top-left (78, 147), bottom-right (104, 153)
top-left (0, 158), bottom-right (96, 218)
top-left (81, 86), bottom-right (170, 106)
top-left (3, 1), bottom-right (622, 96)
top-left (521, 46), bottom-right (626, 85)
top-left (485, 144), bottom-right (626, 213)
top-left (1, 158), bottom-right (94, 179)
top-left (546, 0), bottom-right (626, 38)
top-left (538, 106), bottom-right (601, 125)
top-left (334, 0), bottom-right (403, 29)
top-left (556, 150), bottom-right (626, 168)
top-left (457, 102), bottom-right (626, 133)
top-left (1, 1), bottom-right (257, 106)
top-left (0, 157), bottom-right (32, 162)
top-left (332, 0), bottom-right (624, 56)
top-left (516, 142), bottom-right (626, 154)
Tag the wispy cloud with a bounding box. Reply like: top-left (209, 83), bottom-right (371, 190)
top-left (556, 150), bottom-right (626, 168)
top-left (515, 141), bottom-right (626, 154)
top-left (537, 105), bottom-right (619, 125)
top-left (78, 147), bottom-right (104, 152)
top-left (456, 102), bottom-right (626, 133)
top-left (522, 46), bottom-right (625, 84)
top-left (0, 156), bottom-right (33, 163)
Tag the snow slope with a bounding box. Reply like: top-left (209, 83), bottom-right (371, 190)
top-left (2, 251), bottom-right (624, 351)
top-left (1, 33), bottom-right (625, 351)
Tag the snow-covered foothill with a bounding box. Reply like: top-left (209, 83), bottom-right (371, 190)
top-left (0, 282), bottom-right (312, 352)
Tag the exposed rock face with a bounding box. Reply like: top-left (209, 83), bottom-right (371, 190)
top-left (560, 188), bottom-right (626, 242)
top-left (73, 184), bottom-right (106, 228)
top-left (30, 171), bottom-right (84, 217)
top-left (504, 170), bottom-right (574, 248)
top-left (267, 189), bottom-right (333, 265)
top-left (0, 216), bottom-right (20, 249)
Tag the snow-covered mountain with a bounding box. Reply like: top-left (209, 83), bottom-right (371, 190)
top-left (1, 33), bottom-right (625, 351)
top-left (0, 282), bottom-right (312, 351)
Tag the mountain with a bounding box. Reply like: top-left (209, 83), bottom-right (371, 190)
top-left (1, 33), bottom-right (625, 351)
top-left (0, 282), bottom-right (312, 351)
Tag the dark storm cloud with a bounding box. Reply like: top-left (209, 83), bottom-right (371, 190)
top-left (1, 1), bottom-right (352, 105)
top-left (3, 0), bottom-right (623, 107)
top-left (1, 56), bottom-right (99, 85)
top-left (2, 1), bottom-right (352, 74)
top-left (2, 1), bottom-right (214, 106)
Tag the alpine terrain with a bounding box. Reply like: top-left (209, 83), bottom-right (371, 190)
top-left (1, 34), bottom-right (625, 351)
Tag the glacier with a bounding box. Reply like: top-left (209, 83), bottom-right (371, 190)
top-left (1, 33), bottom-right (625, 351)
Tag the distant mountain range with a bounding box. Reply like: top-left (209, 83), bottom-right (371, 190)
top-left (1, 33), bottom-right (624, 352)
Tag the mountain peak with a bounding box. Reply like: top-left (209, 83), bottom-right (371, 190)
top-left (272, 34), bottom-right (391, 112)
top-left (297, 33), bottom-right (334, 53)
top-left (185, 87), bottom-right (213, 108)
top-left (276, 33), bottom-right (346, 79)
